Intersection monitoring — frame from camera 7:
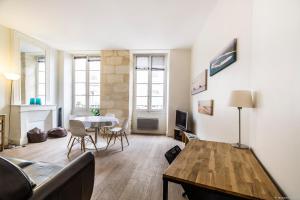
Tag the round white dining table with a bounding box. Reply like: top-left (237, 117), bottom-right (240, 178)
top-left (72, 116), bottom-right (119, 149)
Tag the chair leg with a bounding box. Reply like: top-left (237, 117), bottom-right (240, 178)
top-left (123, 132), bottom-right (129, 145)
top-left (67, 135), bottom-right (73, 147)
top-left (67, 137), bottom-right (76, 157)
top-left (113, 134), bottom-right (117, 144)
top-left (105, 133), bottom-right (114, 150)
top-left (120, 132), bottom-right (123, 151)
top-left (89, 135), bottom-right (98, 152)
top-left (82, 137), bottom-right (86, 152)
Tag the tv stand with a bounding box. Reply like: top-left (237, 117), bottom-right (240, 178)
top-left (174, 128), bottom-right (198, 144)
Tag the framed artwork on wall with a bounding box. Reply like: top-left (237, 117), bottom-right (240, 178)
top-left (192, 69), bottom-right (207, 95)
top-left (198, 100), bottom-right (214, 116)
top-left (210, 39), bottom-right (237, 76)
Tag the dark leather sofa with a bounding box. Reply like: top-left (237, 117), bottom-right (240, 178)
top-left (0, 152), bottom-right (95, 200)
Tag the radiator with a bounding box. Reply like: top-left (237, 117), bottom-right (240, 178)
top-left (137, 118), bottom-right (159, 130)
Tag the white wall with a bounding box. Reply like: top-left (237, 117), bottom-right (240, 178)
top-left (191, 0), bottom-right (252, 144)
top-left (250, 0), bottom-right (300, 198)
top-left (0, 25), bottom-right (12, 144)
top-left (58, 51), bottom-right (72, 129)
top-left (191, 0), bottom-right (300, 198)
top-left (168, 49), bottom-right (191, 136)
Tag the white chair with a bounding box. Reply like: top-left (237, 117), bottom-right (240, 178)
top-left (68, 120), bottom-right (98, 157)
top-left (67, 115), bottom-right (95, 148)
top-left (105, 119), bottom-right (129, 151)
top-left (101, 113), bottom-right (116, 141)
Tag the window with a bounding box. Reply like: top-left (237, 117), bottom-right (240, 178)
top-left (37, 56), bottom-right (46, 105)
top-left (73, 56), bottom-right (100, 112)
top-left (135, 55), bottom-right (166, 111)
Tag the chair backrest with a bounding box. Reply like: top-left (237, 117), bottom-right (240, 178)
top-left (164, 145), bottom-right (182, 164)
top-left (105, 113), bottom-right (115, 117)
top-left (121, 119), bottom-right (129, 132)
top-left (69, 120), bottom-right (87, 137)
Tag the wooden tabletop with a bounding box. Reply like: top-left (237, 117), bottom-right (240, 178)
top-left (163, 140), bottom-right (283, 199)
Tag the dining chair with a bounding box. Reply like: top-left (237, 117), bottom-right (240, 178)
top-left (105, 119), bottom-right (129, 151)
top-left (67, 115), bottom-right (94, 148)
top-left (68, 120), bottom-right (98, 157)
top-left (101, 113), bottom-right (116, 142)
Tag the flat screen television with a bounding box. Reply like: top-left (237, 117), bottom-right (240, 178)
top-left (176, 110), bottom-right (188, 130)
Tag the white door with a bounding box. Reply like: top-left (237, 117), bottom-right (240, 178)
top-left (132, 54), bottom-right (167, 134)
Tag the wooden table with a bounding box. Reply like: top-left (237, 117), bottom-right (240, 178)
top-left (163, 140), bottom-right (284, 200)
top-left (73, 116), bottom-right (119, 149)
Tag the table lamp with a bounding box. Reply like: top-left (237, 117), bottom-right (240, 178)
top-left (4, 72), bottom-right (20, 148)
top-left (229, 90), bottom-right (253, 149)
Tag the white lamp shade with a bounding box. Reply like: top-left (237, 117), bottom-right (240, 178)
top-left (229, 90), bottom-right (253, 108)
top-left (4, 73), bottom-right (20, 81)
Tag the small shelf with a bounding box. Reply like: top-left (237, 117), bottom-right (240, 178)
top-left (0, 114), bottom-right (6, 151)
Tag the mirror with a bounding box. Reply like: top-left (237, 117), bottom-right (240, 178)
top-left (20, 40), bottom-right (46, 105)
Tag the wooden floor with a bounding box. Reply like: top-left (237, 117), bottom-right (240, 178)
top-left (0, 134), bottom-right (185, 200)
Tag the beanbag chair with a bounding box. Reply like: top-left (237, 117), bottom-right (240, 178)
top-left (47, 127), bottom-right (67, 138)
top-left (27, 128), bottom-right (47, 143)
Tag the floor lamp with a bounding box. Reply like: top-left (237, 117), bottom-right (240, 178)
top-left (229, 90), bottom-right (253, 149)
top-left (4, 72), bottom-right (20, 148)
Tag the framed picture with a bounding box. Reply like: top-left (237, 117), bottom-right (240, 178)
top-left (210, 39), bottom-right (237, 76)
top-left (192, 69), bottom-right (207, 95)
top-left (198, 100), bottom-right (214, 116)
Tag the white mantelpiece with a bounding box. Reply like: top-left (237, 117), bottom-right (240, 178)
top-left (10, 105), bottom-right (57, 145)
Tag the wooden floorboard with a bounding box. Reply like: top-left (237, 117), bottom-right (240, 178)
top-left (0, 134), bottom-right (185, 200)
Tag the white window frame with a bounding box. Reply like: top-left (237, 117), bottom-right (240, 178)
top-left (134, 54), bottom-right (167, 112)
top-left (72, 55), bottom-right (101, 114)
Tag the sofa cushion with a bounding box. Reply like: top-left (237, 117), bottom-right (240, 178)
top-left (22, 162), bottom-right (63, 187)
top-left (6, 157), bottom-right (35, 168)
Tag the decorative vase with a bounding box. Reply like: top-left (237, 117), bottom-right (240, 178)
top-left (30, 98), bottom-right (36, 105)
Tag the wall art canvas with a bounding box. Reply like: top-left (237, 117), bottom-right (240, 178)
top-left (192, 69), bottom-right (207, 95)
top-left (198, 100), bottom-right (214, 116)
top-left (210, 39), bottom-right (237, 76)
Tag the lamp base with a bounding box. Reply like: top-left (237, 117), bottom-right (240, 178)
top-left (232, 143), bottom-right (249, 149)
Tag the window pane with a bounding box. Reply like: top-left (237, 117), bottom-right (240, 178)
top-left (136, 97), bottom-right (148, 109)
top-left (89, 61), bottom-right (100, 70)
top-left (152, 56), bottom-right (165, 69)
top-left (38, 84), bottom-right (45, 95)
top-left (75, 71), bottom-right (86, 83)
top-left (89, 95), bottom-right (100, 108)
top-left (89, 71), bottom-right (100, 83)
top-left (38, 62), bottom-right (45, 71)
top-left (38, 71), bottom-right (45, 83)
top-left (152, 84), bottom-right (163, 96)
top-left (152, 71), bottom-right (164, 84)
top-left (136, 57), bottom-right (149, 69)
top-left (136, 70), bottom-right (148, 83)
top-left (74, 58), bottom-right (86, 70)
top-left (89, 84), bottom-right (100, 95)
top-left (151, 97), bottom-right (163, 110)
top-left (75, 83), bottom-right (86, 95)
top-left (75, 96), bottom-right (86, 108)
top-left (136, 84), bottom-right (148, 96)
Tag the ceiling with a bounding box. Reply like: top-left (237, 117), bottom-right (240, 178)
top-left (0, 0), bottom-right (217, 51)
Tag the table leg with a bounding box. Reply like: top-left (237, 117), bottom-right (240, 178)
top-left (163, 178), bottom-right (168, 200)
top-left (86, 126), bottom-right (106, 150)
top-left (95, 127), bottom-right (98, 143)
